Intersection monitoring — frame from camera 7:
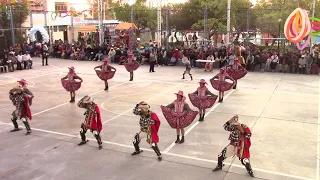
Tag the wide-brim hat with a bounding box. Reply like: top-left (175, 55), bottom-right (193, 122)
top-left (82, 96), bottom-right (94, 104)
top-left (138, 101), bottom-right (150, 111)
top-left (230, 116), bottom-right (242, 126)
top-left (174, 90), bottom-right (184, 97)
top-left (78, 95), bottom-right (94, 108)
top-left (17, 79), bottom-right (27, 84)
top-left (68, 66), bottom-right (75, 70)
top-left (199, 79), bottom-right (207, 84)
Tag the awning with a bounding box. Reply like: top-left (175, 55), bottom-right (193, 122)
top-left (115, 23), bottom-right (137, 30)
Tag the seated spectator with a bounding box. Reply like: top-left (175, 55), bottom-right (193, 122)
top-left (22, 51), bottom-right (32, 69)
top-left (205, 54), bottom-right (214, 72)
top-left (94, 50), bottom-right (103, 61)
top-left (16, 52), bottom-right (23, 70)
top-left (8, 52), bottom-right (15, 72)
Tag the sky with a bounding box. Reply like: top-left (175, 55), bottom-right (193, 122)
top-left (250, 0), bottom-right (258, 5)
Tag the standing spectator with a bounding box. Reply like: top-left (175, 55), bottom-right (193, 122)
top-left (246, 53), bottom-right (254, 71)
top-left (306, 53), bottom-right (313, 75)
top-left (190, 50), bottom-right (197, 67)
top-left (41, 43), bottom-right (49, 66)
top-left (298, 54), bottom-right (307, 74)
top-left (149, 50), bottom-right (156, 73)
top-left (108, 48), bottom-right (116, 63)
top-left (252, 50), bottom-right (261, 72)
top-left (311, 51), bottom-right (319, 74)
top-left (270, 52), bottom-right (279, 72)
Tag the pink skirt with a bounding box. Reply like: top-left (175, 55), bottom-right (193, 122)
top-left (210, 79), bottom-right (234, 92)
top-left (95, 70), bottom-right (115, 81)
top-left (124, 63), bottom-right (139, 72)
top-left (226, 68), bottom-right (247, 80)
top-left (161, 106), bottom-right (198, 129)
top-left (61, 79), bottom-right (82, 92)
top-left (188, 93), bottom-right (217, 109)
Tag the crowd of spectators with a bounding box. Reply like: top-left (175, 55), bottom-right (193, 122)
top-left (1, 39), bottom-right (320, 75)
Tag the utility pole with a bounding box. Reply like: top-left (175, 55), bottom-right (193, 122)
top-left (71, 14), bottom-right (74, 42)
top-left (310, 0), bottom-right (316, 53)
top-left (246, 2), bottom-right (250, 47)
top-left (130, 6), bottom-right (134, 24)
top-left (30, 11), bottom-right (33, 28)
top-left (165, 8), bottom-right (169, 51)
top-left (130, 5), bottom-right (134, 51)
top-left (204, 5), bottom-right (208, 39)
top-left (156, 0), bottom-right (162, 46)
top-left (104, 2), bottom-right (107, 20)
top-left (44, 11), bottom-right (48, 42)
top-left (226, 0), bottom-right (231, 45)
top-left (98, 0), bottom-right (103, 45)
top-left (9, 5), bottom-right (15, 45)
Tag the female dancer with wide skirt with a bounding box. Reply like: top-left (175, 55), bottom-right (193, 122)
top-left (124, 53), bottom-right (139, 81)
top-left (161, 90), bottom-right (198, 144)
top-left (226, 58), bottom-right (247, 89)
top-left (188, 79), bottom-right (217, 121)
top-left (94, 58), bottom-right (116, 90)
top-left (210, 68), bottom-right (235, 102)
top-left (61, 67), bottom-right (83, 102)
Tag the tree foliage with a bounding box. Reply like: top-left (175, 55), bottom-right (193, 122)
top-left (0, 4), bottom-right (29, 45)
top-left (111, 0), bottom-right (157, 30)
top-left (166, 0), bottom-right (252, 33)
top-left (252, 0), bottom-right (320, 36)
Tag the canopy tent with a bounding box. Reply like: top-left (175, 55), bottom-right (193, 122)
top-left (115, 23), bottom-right (137, 30)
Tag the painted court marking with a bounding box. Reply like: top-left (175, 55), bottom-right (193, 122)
top-left (163, 89), bottom-right (235, 153)
top-left (0, 121), bottom-right (312, 180)
top-left (102, 83), bottom-right (183, 124)
top-left (317, 79), bottom-right (320, 180)
top-left (32, 82), bottom-right (127, 116)
top-left (101, 93), bottom-right (164, 117)
top-left (0, 71), bottom-right (59, 86)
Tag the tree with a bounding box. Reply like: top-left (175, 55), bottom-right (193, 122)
top-left (251, 0), bottom-right (320, 47)
top-left (0, 4), bottom-right (29, 46)
top-left (167, 0), bottom-right (252, 38)
top-left (111, 1), bottom-right (157, 30)
top-left (253, 0), bottom-right (320, 35)
top-left (87, 0), bottom-right (113, 20)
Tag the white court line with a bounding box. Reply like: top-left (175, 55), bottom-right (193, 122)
top-left (0, 121), bottom-right (312, 180)
top-left (0, 72), bottom-right (59, 86)
top-left (102, 83), bottom-right (182, 124)
top-left (32, 82), bottom-right (127, 116)
top-left (317, 79), bottom-right (320, 180)
top-left (164, 152), bottom-right (313, 180)
top-left (101, 93), bottom-right (162, 117)
top-left (163, 89), bottom-right (235, 153)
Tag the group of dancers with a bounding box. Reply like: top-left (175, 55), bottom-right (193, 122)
top-left (7, 46), bottom-right (254, 177)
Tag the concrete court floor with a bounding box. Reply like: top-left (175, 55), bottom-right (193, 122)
top-left (0, 58), bottom-right (319, 180)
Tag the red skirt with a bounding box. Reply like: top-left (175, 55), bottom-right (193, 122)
top-left (226, 69), bottom-right (247, 80)
top-left (210, 79), bottom-right (234, 92)
top-left (188, 93), bottom-right (217, 109)
top-left (61, 79), bottom-right (82, 92)
top-left (124, 63), bottom-right (139, 72)
top-left (95, 70), bottom-right (115, 81)
top-left (161, 106), bottom-right (198, 129)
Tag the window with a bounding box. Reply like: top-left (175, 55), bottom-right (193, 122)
top-left (55, 2), bottom-right (68, 11)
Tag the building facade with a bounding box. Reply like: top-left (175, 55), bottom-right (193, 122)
top-left (23, 0), bottom-right (96, 42)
